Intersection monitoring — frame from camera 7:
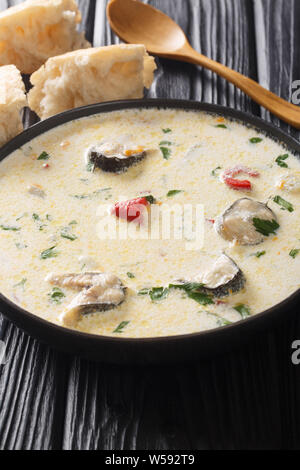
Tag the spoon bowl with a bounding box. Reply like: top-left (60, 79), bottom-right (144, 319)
top-left (107, 0), bottom-right (187, 55)
top-left (107, 0), bottom-right (300, 129)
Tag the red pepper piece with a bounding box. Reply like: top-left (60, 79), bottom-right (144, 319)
top-left (224, 177), bottom-right (252, 191)
top-left (113, 197), bottom-right (149, 222)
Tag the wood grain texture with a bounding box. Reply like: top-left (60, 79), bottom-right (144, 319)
top-left (0, 0), bottom-right (300, 450)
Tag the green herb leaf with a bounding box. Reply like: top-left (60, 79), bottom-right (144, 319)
top-left (250, 137), bottom-right (263, 144)
top-left (61, 227), bottom-right (77, 241)
top-left (144, 195), bottom-right (156, 204)
top-left (273, 195), bottom-right (294, 213)
top-left (40, 246), bottom-right (58, 260)
top-left (211, 166), bottom-right (222, 177)
top-left (138, 288), bottom-right (151, 296)
top-left (37, 151), bottom-right (50, 161)
top-left (215, 124), bottom-right (227, 129)
top-left (290, 249), bottom-right (300, 259)
top-left (48, 287), bottom-right (65, 304)
top-left (32, 213), bottom-right (40, 221)
top-left (160, 146), bottom-right (172, 160)
top-left (16, 213), bottom-right (28, 222)
top-left (113, 321), bottom-right (130, 334)
top-left (159, 141), bottom-right (172, 146)
top-left (71, 188), bottom-right (112, 200)
top-left (186, 291), bottom-right (214, 305)
top-left (1, 225), bottom-right (20, 232)
top-left (253, 218), bottom-right (280, 237)
top-left (127, 272), bottom-right (135, 279)
top-left (162, 128), bottom-right (172, 134)
top-left (252, 251), bottom-right (266, 258)
top-left (234, 304), bottom-right (251, 319)
top-left (150, 287), bottom-right (169, 302)
top-left (69, 220), bottom-right (78, 226)
top-left (170, 283), bottom-right (214, 306)
top-left (86, 161), bottom-right (95, 173)
top-left (275, 154), bottom-right (289, 168)
top-left (167, 190), bottom-right (184, 198)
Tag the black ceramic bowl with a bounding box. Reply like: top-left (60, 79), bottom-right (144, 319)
top-left (0, 99), bottom-right (299, 364)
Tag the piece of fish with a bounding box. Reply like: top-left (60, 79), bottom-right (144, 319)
top-left (193, 254), bottom-right (246, 298)
top-left (86, 140), bottom-right (147, 174)
top-left (215, 198), bottom-right (278, 245)
top-left (46, 272), bottom-right (126, 327)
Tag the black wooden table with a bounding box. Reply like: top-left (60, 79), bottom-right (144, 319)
top-left (0, 0), bottom-right (300, 450)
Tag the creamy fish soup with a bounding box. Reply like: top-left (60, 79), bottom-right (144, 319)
top-left (0, 108), bottom-right (299, 338)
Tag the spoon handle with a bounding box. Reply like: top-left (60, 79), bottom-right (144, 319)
top-left (181, 47), bottom-right (300, 128)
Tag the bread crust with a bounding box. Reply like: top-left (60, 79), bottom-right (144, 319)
top-left (0, 65), bottom-right (27, 147)
top-left (28, 44), bottom-right (157, 119)
top-left (0, 0), bottom-right (90, 74)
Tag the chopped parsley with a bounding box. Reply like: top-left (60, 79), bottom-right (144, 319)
top-left (86, 161), bottom-right (95, 173)
top-left (249, 137), bottom-right (263, 144)
top-left (252, 251), bottom-right (266, 258)
top-left (37, 151), bottom-right (50, 161)
top-left (48, 287), bottom-right (65, 305)
top-left (127, 272), bottom-right (135, 279)
top-left (40, 246), bottom-right (58, 260)
top-left (1, 225), bottom-right (20, 232)
top-left (162, 128), bottom-right (172, 134)
top-left (71, 188), bottom-right (112, 200)
top-left (150, 287), bottom-right (169, 302)
top-left (215, 124), bottom-right (227, 129)
top-left (160, 147), bottom-right (172, 160)
top-left (234, 304), bottom-right (251, 319)
top-left (253, 218), bottom-right (280, 237)
top-left (144, 195), bottom-right (156, 204)
top-left (138, 288), bottom-right (151, 296)
top-left (159, 141), bottom-right (173, 160)
top-left (16, 213), bottom-right (28, 222)
top-left (167, 190), bottom-right (184, 197)
top-left (32, 213), bottom-right (47, 231)
top-left (113, 321), bottom-right (130, 334)
top-left (170, 283), bottom-right (214, 306)
top-left (273, 195), bottom-right (294, 213)
top-left (275, 154), bottom-right (289, 168)
top-left (138, 287), bottom-right (169, 302)
top-left (138, 283), bottom-right (214, 306)
top-left (211, 166), bottom-right (222, 177)
top-left (61, 227), bottom-right (77, 241)
top-left (290, 249), bottom-right (300, 259)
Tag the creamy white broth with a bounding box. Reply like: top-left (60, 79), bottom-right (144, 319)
top-left (0, 108), bottom-right (299, 338)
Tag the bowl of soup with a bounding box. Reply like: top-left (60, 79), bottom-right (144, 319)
top-left (0, 99), bottom-right (299, 363)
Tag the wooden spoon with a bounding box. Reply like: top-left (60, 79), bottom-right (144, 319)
top-left (107, 0), bottom-right (300, 129)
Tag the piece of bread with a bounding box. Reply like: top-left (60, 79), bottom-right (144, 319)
top-left (0, 65), bottom-right (27, 147)
top-left (0, 0), bottom-right (90, 74)
top-left (28, 44), bottom-right (157, 119)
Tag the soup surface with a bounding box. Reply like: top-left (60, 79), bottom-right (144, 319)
top-left (0, 108), bottom-right (299, 338)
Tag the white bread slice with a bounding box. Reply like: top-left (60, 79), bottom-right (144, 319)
top-left (28, 44), bottom-right (157, 119)
top-left (0, 65), bottom-right (27, 147)
top-left (0, 0), bottom-right (90, 74)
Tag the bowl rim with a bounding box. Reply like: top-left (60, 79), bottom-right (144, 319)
top-left (0, 98), bottom-right (299, 346)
